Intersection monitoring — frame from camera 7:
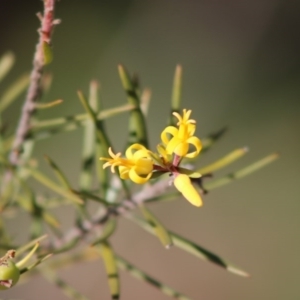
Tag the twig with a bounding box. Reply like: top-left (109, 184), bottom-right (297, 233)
top-left (44, 179), bottom-right (171, 253)
top-left (9, 0), bottom-right (59, 165)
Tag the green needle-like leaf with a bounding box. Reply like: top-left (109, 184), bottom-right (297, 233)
top-left (16, 243), bottom-right (39, 269)
top-left (42, 270), bottom-right (91, 300)
top-left (118, 64), bottom-right (149, 148)
top-left (17, 193), bottom-right (60, 230)
top-left (0, 51), bottom-right (15, 82)
top-left (0, 73), bottom-right (29, 112)
top-left (139, 204), bottom-right (173, 248)
top-left (17, 180), bottom-right (61, 230)
top-left (198, 147), bottom-right (248, 175)
top-left (27, 168), bottom-right (83, 205)
top-left (204, 152), bottom-right (279, 191)
top-left (16, 235), bottom-right (48, 257)
top-left (117, 255), bottom-right (191, 300)
top-left (98, 103), bottom-right (135, 119)
top-left (97, 242), bottom-right (120, 300)
top-left (169, 64), bottom-right (182, 126)
top-left (42, 211), bottom-right (61, 229)
top-left (177, 167), bottom-right (201, 178)
top-left (80, 81), bottom-right (97, 191)
top-left (73, 190), bottom-right (108, 206)
top-left (78, 89), bottom-right (111, 196)
top-left (129, 216), bottom-right (249, 277)
top-left (201, 127), bottom-right (228, 153)
top-left (149, 170), bottom-right (167, 179)
top-left (75, 91), bottom-right (110, 151)
top-left (32, 104), bottom-right (133, 130)
top-left (170, 231), bottom-right (249, 277)
top-left (20, 253), bottom-right (52, 274)
top-left (44, 155), bottom-right (71, 189)
top-left (35, 99), bottom-right (63, 109)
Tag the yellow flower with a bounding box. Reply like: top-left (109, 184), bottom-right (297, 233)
top-left (161, 109), bottom-right (202, 158)
top-left (100, 144), bottom-right (153, 184)
top-left (173, 174), bottom-right (203, 207)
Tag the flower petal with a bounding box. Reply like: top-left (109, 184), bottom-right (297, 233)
top-left (161, 126), bottom-right (178, 145)
top-left (174, 174), bottom-right (203, 207)
top-left (129, 168), bottom-right (152, 184)
top-left (119, 166), bottom-right (129, 179)
top-left (184, 136), bottom-right (202, 158)
top-left (125, 143), bottom-right (147, 159)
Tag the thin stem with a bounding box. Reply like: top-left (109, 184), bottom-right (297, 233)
top-left (42, 179), bottom-right (171, 254)
top-left (9, 0), bottom-right (58, 165)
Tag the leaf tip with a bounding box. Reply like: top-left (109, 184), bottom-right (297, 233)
top-left (242, 146), bottom-right (249, 153)
top-left (227, 266), bottom-right (250, 278)
top-left (165, 243), bottom-right (173, 249)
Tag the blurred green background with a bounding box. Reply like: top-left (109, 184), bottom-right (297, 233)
top-left (1, 0), bottom-right (300, 299)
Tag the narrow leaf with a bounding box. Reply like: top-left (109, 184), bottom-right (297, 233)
top-left (177, 167), bottom-right (201, 178)
top-left (31, 103), bottom-right (134, 130)
top-left (0, 74), bottom-right (29, 112)
top-left (16, 235), bottom-right (48, 256)
top-left (20, 253), bottom-right (52, 274)
top-left (97, 242), bottom-right (120, 300)
top-left (16, 243), bottom-right (39, 269)
top-left (42, 211), bottom-right (61, 229)
top-left (118, 64), bottom-right (149, 148)
top-left (170, 64), bottom-right (182, 126)
top-left (35, 99), bottom-right (63, 109)
top-left (17, 194), bottom-right (60, 229)
top-left (77, 91), bottom-right (110, 155)
top-left (27, 168), bottom-right (83, 205)
top-left (73, 190), bottom-right (108, 206)
top-left (129, 216), bottom-right (249, 277)
top-left (77, 90), bottom-right (111, 197)
top-left (150, 170), bottom-right (167, 179)
top-left (201, 127), bottom-right (228, 153)
top-left (204, 152), bottom-right (279, 191)
top-left (198, 147), bottom-right (248, 175)
top-left (171, 231), bottom-right (249, 277)
top-left (79, 81), bottom-right (97, 191)
top-left (117, 255), bottom-right (191, 300)
top-left (0, 51), bottom-right (15, 82)
top-left (98, 103), bottom-right (135, 119)
top-left (139, 204), bottom-right (173, 248)
top-left (44, 155), bottom-right (71, 189)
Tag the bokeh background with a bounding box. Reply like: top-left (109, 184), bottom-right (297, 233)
top-left (1, 0), bottom-right (300, 299)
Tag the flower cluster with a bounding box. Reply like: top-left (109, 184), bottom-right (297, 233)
top-left (100, 109), bottom-right (203, 207)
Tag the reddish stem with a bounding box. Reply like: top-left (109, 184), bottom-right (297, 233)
top-left (9, 0), bottom-right (57, 166)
